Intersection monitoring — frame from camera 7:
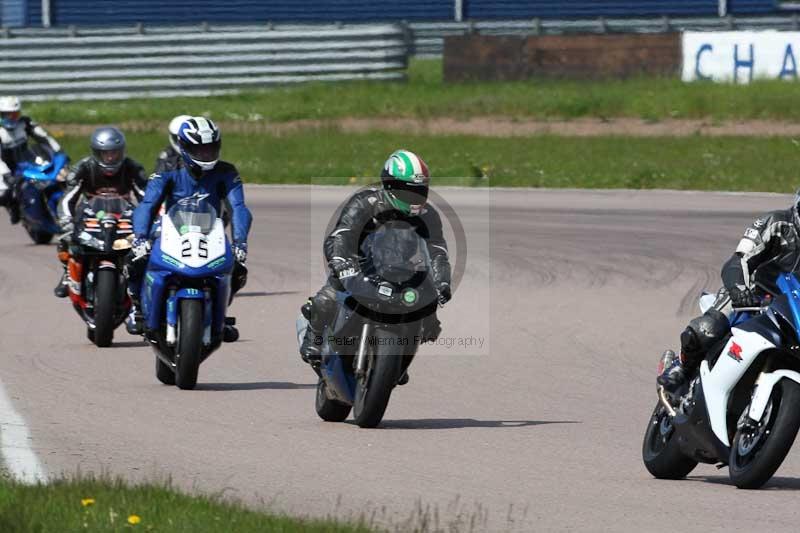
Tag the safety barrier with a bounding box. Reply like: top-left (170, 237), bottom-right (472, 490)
top-left (0, 24), bottom-right (408, 101)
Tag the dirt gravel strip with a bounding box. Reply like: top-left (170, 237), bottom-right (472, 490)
top-left (47, 117), bottom-right (800, 137)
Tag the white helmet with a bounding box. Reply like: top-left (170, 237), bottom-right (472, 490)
top-left (168, 114), bottom-right (191, 153)
top-left (0, 96), bottom-right (21, 128)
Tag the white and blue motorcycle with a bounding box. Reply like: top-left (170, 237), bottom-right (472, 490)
top-left (643, 273), bottom-right (800, 489)
top-left (140, 195), bottom-right (234, 390)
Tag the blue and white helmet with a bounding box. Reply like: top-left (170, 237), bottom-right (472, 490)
top-left (177, 116), bottom-right (221, 173)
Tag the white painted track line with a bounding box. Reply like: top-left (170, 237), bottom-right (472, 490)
top-left (0, 379), bottom-right (46, 483)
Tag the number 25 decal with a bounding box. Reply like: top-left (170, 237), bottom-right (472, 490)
top-left (181, 237), bottom-right (209, 258)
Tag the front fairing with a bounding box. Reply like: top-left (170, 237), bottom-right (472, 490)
top-left (75, 196), bottom-right (134, 254)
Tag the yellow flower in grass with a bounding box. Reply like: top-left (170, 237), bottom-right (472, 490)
top-left (81, 498), bottom-right (95, 507)
top-left (127, 514), bottom-right (141, 525)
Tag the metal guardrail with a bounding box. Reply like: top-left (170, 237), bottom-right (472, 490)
top-left (0, 24), bottom-right (408, 101)
top-left (407, 15), bottom-right (800, 57)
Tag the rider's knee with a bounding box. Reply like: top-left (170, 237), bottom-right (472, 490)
top-left (681, 309), bottom-right (729, 361)
top-left (302, 285), bottom-right (337, 328)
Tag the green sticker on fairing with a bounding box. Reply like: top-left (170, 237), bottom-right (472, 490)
top-left (403, 289), bottom-right (417, 304)
top-left (96, 210), bottom-right (106, 220)
top-left (207, 256), bottom-right (227, 269)
top-left (161, 254), bottom-right (183, 268)
top-left (180, 225), bottom-right (190, 235)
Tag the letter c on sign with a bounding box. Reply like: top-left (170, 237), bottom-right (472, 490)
top-left (695, 44), bottom-right (713, 81)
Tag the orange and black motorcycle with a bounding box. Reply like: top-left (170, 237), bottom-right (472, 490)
top-left (64, 192), bottom-right (135, 347)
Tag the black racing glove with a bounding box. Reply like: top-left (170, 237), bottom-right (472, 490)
top-left (436, 282), bottom-right (452, 306)
top-left (729, 285), bottom-right (761, 308)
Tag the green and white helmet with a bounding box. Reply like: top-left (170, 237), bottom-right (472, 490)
top-left (380, 149), bottom-right (430, 215)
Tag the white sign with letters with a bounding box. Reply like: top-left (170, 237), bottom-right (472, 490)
top-left (682, 31), bottom-right (800, 83)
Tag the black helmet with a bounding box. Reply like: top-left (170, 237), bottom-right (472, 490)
top-left (90, 126), bottom-right (126, 176)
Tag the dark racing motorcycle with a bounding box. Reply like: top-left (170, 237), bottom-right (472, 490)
top-left (66, 192), bottom-right (135, 347)
top-left (298, 220), bottom-right (440, 428)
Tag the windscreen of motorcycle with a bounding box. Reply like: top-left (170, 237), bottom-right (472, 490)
top-left (363, 222), bottom-right (430, 284)
top-left (84, 194), bottom-right (130, 219)
top-left (167, 198), bottom-right (217, 235)
top-left (161, 197), bottom-right (226, 269)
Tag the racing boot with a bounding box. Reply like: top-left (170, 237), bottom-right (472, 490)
top-left (300, 323), bottom-right (323, 365)
top-left (223, 317), bottom-right (239, 343)
top-left (397, 371), bottom-right (409, 386)
top-left (53, 268), bottom-right (69, 298)
top-left (656, 350), bottom-right (688, 392)
top-left (125, 305), bottom-right (144, 335)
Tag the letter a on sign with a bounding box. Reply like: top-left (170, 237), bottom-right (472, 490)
top-left (781, 44), bottom-right (798, 80)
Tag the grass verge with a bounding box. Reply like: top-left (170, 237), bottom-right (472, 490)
top-left (58, 131), bottom-right (800, 192)
top-left (0, 474), bottom-right (368, 533)
top-left (24, 59), bottom-right (800, 125)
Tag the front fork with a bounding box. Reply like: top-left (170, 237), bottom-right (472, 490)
top-left (355, 322), bottom-right (371, 378)
top-left (165, 288), bottom-right (212, 347)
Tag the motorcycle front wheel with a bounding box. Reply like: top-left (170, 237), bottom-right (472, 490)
top-left (352, 328), bottom-right (403, 428)
top-left (92, 269), bottom-right (116, 347)
top-left (175, 299), bottom-right (204, 390)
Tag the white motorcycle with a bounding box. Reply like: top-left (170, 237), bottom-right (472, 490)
top-left (643, 273), bottom-right (800, 489)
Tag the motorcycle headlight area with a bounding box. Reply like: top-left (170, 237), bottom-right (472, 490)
top-left (78, 231), bottom-right (105, 250)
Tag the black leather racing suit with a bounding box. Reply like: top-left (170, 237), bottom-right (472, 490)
top-left (58, 156), bottom-right (147, 225)
top-left (55, 157), bottom-right (147, 268)
top-left (680, 205), bottom-right (800, 372)
top-left (153, 146), bottom-right (182, 174)
top-left (303, 187), bottom-right (452, 351)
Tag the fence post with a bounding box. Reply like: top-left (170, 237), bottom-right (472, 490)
top-left (532, 17), bottom-right (541, 36)
top-left (454, 0), bottom-right (463, 22)
top-left (41, 0), bottom-right (51, 28)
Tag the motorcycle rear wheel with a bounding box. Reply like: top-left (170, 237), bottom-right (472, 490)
top-left (315, 379), bottom-right (351, 422)
top-left (642, 402), bottom-right (698, 479)
top-left (155, 356), bottom-right (176, 385)
top-left (729, 379), bottom-right (800, 489)
top-left (26, 227), bottom-right (52, 244)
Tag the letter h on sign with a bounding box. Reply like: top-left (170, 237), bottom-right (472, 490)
top-left (734, 44), bottom-right (754, 83)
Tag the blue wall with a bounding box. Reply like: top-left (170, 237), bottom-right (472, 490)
top-left (465, 1), bottom-right (718, 19)
top-left (1, 0), bottom-right (27, 26)
top-left (464, 0), bottom-right (778, 19)
top-left (50, 0), bottom-right (454, 25)
top-left (0, 0), bottom-right (785, 27)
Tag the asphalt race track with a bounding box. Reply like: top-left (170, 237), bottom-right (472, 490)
top-left (3, 186), bottom-right (800, 532)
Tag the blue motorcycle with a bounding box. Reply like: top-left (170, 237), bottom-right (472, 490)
top-left (14, 146), bottom-right (68, 244)
top-left (298, 221), bottom-right (439, 428)
top-left (141, 195), bottom-right (233, 390)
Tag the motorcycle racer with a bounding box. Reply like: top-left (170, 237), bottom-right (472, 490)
top-left (0, 96), bottom-right (64, 224)
top-left (299, 149), bottom-right (452, 381)
top-left (659, 192), bottom-right (800, 391)
top-left (125, 116), bottom-right (251, 339)
top-left (53, 127), bottom-right (146, 298)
